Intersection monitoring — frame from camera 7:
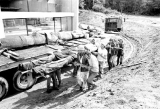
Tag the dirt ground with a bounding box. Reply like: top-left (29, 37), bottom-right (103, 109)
top-left (1, 10), bottom-right (160, 109)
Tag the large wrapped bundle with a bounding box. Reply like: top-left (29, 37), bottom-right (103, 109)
top-left (39, 30), bottom-right (59, 43)
top-left (0, 36), bottom-right (26, 49)
top-left (32, 32), bottom-right (46, 45)
top-left (23, 35), bottom-right (35, 46)
top-left (33, 55), bottom-right (75, 75)
top-left (19, 54), bottom-right (56, 71)
top-left (72, 30), bottom-right (84, 39)
top-left (58, 31), bottom-right (73, 41)
top-left (19, 36), bottom-right (29, 47)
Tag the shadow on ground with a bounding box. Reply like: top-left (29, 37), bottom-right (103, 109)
top-left (4, 65), bottom-right (74, 99)
top-left (12, 75), bottom-right (85, 109)
top-left (9, 65), bottom-right (86, 109)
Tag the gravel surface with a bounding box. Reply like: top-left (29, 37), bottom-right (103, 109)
top-left (1, 10), bottom-right (160, 109)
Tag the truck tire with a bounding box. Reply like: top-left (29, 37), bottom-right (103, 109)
top-left (0, 77), bottom-right (9, 101)
top-left (13, 70), bottom-right (36, 91)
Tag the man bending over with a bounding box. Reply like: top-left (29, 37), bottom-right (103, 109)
top-left (85, 51), bottom-right (99, 90)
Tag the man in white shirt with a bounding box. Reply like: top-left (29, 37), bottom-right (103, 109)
top-left (85, 51), bottom-right (99, 90)
top-left (97, 43), bottom-right (108, 78)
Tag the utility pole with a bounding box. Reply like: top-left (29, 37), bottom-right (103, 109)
top-left (26, 0), bottom-right (30, 36)
top-left (47, 0), bottom-right (49, 12)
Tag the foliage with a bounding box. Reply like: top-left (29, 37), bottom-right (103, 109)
top-left (79, 0), bottom-right (94, 10)
top-left (141, 0), bottom-right (160, 15)
top-left (79, 0), bottom-right (160, 16)
top-left (92, 4), bottom-right (106, 13)
top-left (79, 0), bottom-right (85, 9)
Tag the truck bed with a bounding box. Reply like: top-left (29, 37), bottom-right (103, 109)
top-left (0, 46), bottom-right (56, 72)
top-left (0, 38), bottom-right (90, 72)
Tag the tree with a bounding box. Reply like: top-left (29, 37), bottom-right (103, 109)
top-left (80, 0), bottom-right (160, 16)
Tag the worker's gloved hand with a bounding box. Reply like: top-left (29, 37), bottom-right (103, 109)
top-left (46, 75), bottom-right (50, 78)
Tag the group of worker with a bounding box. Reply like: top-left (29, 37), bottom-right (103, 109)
top-left (72, 38), bottom-right (124, 91)
top-left (45, 37), bottom-right (124, 93)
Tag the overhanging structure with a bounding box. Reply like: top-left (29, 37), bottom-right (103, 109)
top-left (0, 0), bottom-right (79, 39)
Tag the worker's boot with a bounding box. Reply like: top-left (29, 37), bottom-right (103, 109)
top-left (46, 88), bottom-right (53, 93)
top-left (79, 86), bottom-right (83, 92)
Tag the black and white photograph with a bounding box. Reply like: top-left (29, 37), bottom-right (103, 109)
top-left (0, 0), bottom-right (160, 109)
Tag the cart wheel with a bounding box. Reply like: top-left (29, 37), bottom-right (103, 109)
top-left (13, 70), bottom-right (36, 91)
top-left (0, 77), bottom-right (9, 101)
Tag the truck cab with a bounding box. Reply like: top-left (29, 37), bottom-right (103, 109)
top-left (105, 16), bottom-right (123, 32)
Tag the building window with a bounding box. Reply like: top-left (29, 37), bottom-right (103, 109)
top-left (3, 16), bottom-right (73, 37)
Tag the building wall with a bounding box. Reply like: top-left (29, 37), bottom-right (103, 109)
top-left (8, 0), bottom-right (78, 30)
top-left (57, 0), bottom-right (79, 30)
top-left (8, 0), bottom-right (78, 13)
top-left (9, 0), bottom-right (28, 12)
top-left (0, 0), bottom-right (79, 38)
top-left (9, 0), bottom-right (54, 12)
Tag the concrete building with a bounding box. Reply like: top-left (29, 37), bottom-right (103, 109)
top-left (0, 0), bottom-right (79, 38)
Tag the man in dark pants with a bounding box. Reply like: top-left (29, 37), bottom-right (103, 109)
top-left (72, 45), bottom-right (85, 77)
top-left (45, 52), bottom-right (62, 93)
top-left (72, 58), bottom-right (79, 77)
top-left (46, 69), bottom-right (61, 93)
top-left (106, 39), bottom-right (115, 70)
top-left (117, 39), bottom-right (124, 65)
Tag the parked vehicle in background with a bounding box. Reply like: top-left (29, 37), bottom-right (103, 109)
top-left (105, 16), bottom-right (124, 32)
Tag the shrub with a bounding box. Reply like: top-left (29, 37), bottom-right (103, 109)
top-left (92, 4), bottom-right (106, 13)
top-left (79, 0), bottom-right (85, 9)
